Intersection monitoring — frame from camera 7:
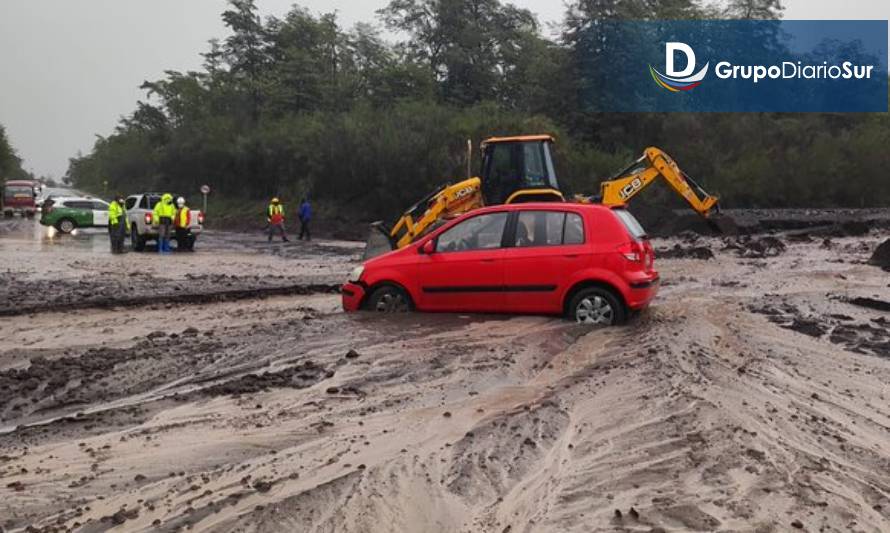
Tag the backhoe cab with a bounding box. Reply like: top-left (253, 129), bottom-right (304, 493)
top-left (480, 135), bottom-right (564, 205)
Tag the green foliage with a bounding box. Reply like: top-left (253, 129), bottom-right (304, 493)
top-left (67, 0), bottom-right (890, 222)
top-left (0, 124), bottom-right (32, 183)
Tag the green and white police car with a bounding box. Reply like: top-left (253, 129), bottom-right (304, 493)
top-left (39, 196), bottom-right (111, 233)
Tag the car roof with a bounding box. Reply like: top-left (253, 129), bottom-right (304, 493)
top-left (52, 196), bottom-right (104, 203)
top-left (469, 202), bottom-right (615, 215)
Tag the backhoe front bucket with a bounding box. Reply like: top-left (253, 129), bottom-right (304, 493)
top-left (363, 222), bottom-right (396, 261)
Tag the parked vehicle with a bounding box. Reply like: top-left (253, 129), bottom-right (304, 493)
top-left (125, 193), bottom-right (203, 251)
top-left (342, 203), bottom-right (659, 325)
top-left (3, 180), bottom-right (40, 218)
top-left (39, 196), bottom-right (110, 233)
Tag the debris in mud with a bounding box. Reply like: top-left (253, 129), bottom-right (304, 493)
top-left (786, 318), bottom-right (827, 338)
top-left (656, 244), bottom-right (715, 260)
top-left (345, 349), bottom-right (361, 359)
top-left (754, 300), bottom-right (890, 357)
top-left (724, 236), bottom-right (786, 258)
top-left (845, 297), bottom-right (890, 313)
top-left (869, 239), bottom-right (890, 271)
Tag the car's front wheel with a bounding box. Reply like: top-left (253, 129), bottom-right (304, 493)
top-left (56, 218), bottom-right (76, 234)
top-left (364, 285), bottom-right (413, 313)
top-left (568, 287), bottom-right (626, 326)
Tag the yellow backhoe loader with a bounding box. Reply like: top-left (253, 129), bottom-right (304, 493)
top-left (364, 135), bottom-right (731, 259)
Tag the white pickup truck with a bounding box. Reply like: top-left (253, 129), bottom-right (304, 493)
top-left (125, 193), bottom-right (204, 251)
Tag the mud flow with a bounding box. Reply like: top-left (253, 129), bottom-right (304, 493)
top-left (1, 216), bottom-right (889, 533)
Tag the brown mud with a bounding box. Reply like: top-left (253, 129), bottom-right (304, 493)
top-left (0, 217), bottom-right (889, 533)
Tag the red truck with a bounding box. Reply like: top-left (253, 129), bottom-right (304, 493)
top-left (2, 180), bottom-right (40, 218)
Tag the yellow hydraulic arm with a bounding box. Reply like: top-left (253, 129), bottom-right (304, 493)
top-left (598, 147), bottom-right (720, 217)
top-left (364, 178), bottom-right (485, 260)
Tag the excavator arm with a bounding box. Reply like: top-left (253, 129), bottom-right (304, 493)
top-left (363, 178), bottom-right (485, 260)
top-left (599, 147), bottom-right (720, 217)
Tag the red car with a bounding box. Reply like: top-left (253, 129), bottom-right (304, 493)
top-left (342, 203), bottom-right (659, 325)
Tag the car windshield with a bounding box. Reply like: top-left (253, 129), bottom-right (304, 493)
top-left (613, 209), bottom-right (648, 240)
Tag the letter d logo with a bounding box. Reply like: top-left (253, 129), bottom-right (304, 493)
top-left (649, 42), bottom-right (709, 92)
top-left (666, 42), bottom-right (696, 77)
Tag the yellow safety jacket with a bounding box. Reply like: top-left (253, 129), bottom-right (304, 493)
top-left (153, 193), bottom-right (176, 224)
top-left (108, 200), bottom-right (130, 231)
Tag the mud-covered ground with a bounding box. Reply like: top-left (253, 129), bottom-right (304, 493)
top-left (1, 217), bottom-right (889, 533)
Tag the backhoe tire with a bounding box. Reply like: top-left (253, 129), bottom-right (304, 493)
top-left (568, 287), bottom-right (626, 326)
top-left (364, 285), bottom-right (413, 314)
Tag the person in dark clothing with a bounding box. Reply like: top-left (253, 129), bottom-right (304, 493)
top-left (298, 198), bottom-right (312, 241)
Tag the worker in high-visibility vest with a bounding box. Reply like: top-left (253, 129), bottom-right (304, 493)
top-left (152, 193), bottom-right (176, 253)
top-left (107, 194), bottom-right (130, 254)
top-left (267, 197), bottom-right (289, 242)
top-left (174, 196), bottom-right (193, 252)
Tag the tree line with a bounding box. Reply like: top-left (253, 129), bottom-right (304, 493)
top-left (66, 0), bottom-right (890, 223)
top-left (0, 124), bottom-right (33, 184)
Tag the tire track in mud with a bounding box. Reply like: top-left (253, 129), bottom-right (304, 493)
top-left (0, 283), bottom-right (341, 317)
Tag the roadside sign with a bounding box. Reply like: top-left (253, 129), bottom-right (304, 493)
top-left (200, 185), bottom-right (210, 214)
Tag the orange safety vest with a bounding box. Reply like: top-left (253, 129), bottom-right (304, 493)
top-left (175, 207), bottom-right (190, 229)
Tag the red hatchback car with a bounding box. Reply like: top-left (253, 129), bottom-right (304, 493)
top-left (342, 203), bottom-right (659, 325)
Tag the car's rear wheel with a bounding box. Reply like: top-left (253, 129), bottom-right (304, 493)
top-left (568, 287), bottom-right (626, 326)
top-left (56, 218), bottom-right (76, 234)
top-left (131, 226), bottom-right (146, 252)
top-left (364, 285), bottom-right (413, 313)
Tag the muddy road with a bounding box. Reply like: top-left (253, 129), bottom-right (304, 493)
top-left (1, 217), bottom-right (889, 532)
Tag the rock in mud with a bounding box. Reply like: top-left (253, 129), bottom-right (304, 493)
top-left (725, 236), bottom-right (786, 258)
top-left (868, 239), bottom-right (890, 271)
top-left (657, 244), bottom-right (715, 260)
top-left (345, 349), bottom-right (361, 359)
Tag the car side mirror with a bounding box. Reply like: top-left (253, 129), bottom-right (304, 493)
top-left (421, 240), bottom-right (436, 255)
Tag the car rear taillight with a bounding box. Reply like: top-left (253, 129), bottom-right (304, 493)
top-left (617, 241), bottom-right (644, 263)
top-left (145, 213), bottom-right (152, 225)
top-left (197, 211), bottom-right (204, 225)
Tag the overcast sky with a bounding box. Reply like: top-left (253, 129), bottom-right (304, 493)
top-left (1, 0), bottom-right (888, 178)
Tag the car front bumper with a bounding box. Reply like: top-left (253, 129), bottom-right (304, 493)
top-left (341, 282), bottom-right (366, 312)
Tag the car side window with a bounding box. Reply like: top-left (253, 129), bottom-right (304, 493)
top-left (563, 213), bottom-right (585, 245)
top-left (139, 196), bottom-right (149, 209)
top-left (125, 197), bottom-right (137, 210)
top-left (67, 201), bottom-right (91, 209)
top-left (92, 201), bottom-right (108, 210)
top-left (515, 211), bottom-right (566, 247)
top-left (436, 212), bottom-right (508, 253)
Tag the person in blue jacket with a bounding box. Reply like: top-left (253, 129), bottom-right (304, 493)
top-left (298, 198), bottom-right (312, 241)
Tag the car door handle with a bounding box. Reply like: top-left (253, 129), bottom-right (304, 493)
top-left (563, 254), bottom-right (579, 259)
top-left (480, 258), bottom-right (497, 263)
